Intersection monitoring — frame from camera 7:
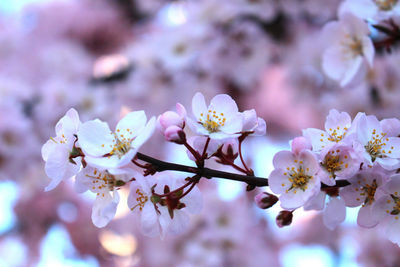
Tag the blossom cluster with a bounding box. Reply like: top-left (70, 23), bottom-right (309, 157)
top-left (42, 92), bottom-right (265, 238)
top-left (321, 0), bottom-right (400, 88)
top-left (266, 109), bottom-right (400, 245)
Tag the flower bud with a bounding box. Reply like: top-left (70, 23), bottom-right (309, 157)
top-left (164, 126), bottom-right (186, 144)
top-left (291, 136), bottom-right (312, 155)
top-left (157, 111), bottom-right (185, 132)
top-left (221, 139), bottom-right (239, 160)
top-left (276, 210), bottom-right (293, 228)
top-left (254, 192), bottom-right (278, 209)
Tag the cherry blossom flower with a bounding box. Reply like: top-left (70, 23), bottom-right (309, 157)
top-left (372, 175), bottom-right (400, 245)
top-left (77, 111), bottom-right (156, 170)
top-left (186, 92), bottom-right (243, 140)
top-left (321, 12), bottom-right (374, 87)
top-left (303, 109), bottom-right (354, 152)
top-left (74, 166), bottom-right (136, 227)
top-left (269, 149), bottom-right (321, 209)
top-left (185, 136), bottom-right (220, 161)
top-left (128, 173), bottom-right (202, 238)
top-left (339, 0), bottom-right (400, 21)
top-left (340, 169), bottom-right (387, 228)
top-left (355, 113), bottom-right (400, 170)
top-left (318, 144), bottom-right (361, 186)
top-left (241, 109), bottom-right (266, 136)
top-left (41, 108), bottom-right (81, 191)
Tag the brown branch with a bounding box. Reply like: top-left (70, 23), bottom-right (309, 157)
top-left (135, 152), bottom-right (351, 189)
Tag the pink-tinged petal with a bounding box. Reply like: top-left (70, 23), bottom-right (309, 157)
top-left (322, 45), bottom-right (346, 81)
top-left (92, 191), bottom-right (119, 228)
top-left (383, 137), bottom-right (400, 158)
top-left (140, 202), bottom-right (160, 238)
top-left (115, 111), bottom-right (147, 141)
top-left (158, 206), bottom-right (172, 239)
top-left (381, 118), bottom-right (400, 137)
top-left (84, 155), bottom-right (121, 170)
top-left (41, 139), bottom-right (55, 161)
top-left (74, 166), bottom-right (96, 193)
top-left (254, 118), bottom-right (267, 136)
top-left (318, 170), bottom-right (336, 186)
top-left (44, 146), bottom-right (80, 191)
top-left (280, 190), bottom-right (309, 210)
top-left (272, 150), bottom-right (297, 170)
top-left (381, 176), bottom-right (400, 194)
top-left (340, 185), bottom-right (364, 207)
top-left (324, 109), bottom-right (352, 134)
top-left (168, 211), bottom-right (190, 235)
top-left (302, 128), bottom-right (329, 152)
top-left (186, 117), bottom-right (209, 136)
top-left (291, 136), bottom-right (312, 155)
top-left (357, 205), bottom-right (379, 228)
top-left (55, 108), bottom-right (80, 138)
top-left (220, 113), bottom-right (243, 134)
top-left (299, 150), bottom-right (319, 174)
top-left (192, 92), bottom-right (207, 119)
top-left (338, 0), bottom-right (377, 20)
top-left (181, 186), bottom-right (203, 214)
top-left (176, 103), bottom-right (187, 118)
top-left (385, 220), bottom-right (400, 246)
top-left (356, 114), bottom-right (374, 145)
top-left (372, 195), bottom-right (393, 222)
top-left (117, 149), bottom-right (138, 168)
top-left (131, 117), bottom-right (156, 149)
top-left (323, 197), bottom-right (346, 230)
top-left (242, 109), bottom-right (257, 132)
top-left (208, 94), bottom-right (239, 117)
top-left (361, 36), bottom-right (374, 66)
top-left (304, 191), bottom-right (326, 211)
top-left (376, 157), bottom-right (400, 171)
top-left (269, 169), bottom-right (292, 194)
top-left (340, 56), bottom-right (363, 87)
top-left (78, 119), bottom-right (115, 157)
top-left (209, 132), bottom-right (240, 140)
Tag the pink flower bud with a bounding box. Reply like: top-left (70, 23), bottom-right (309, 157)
top-left (221, 139), bottom-right (239, 160)
top-left (158, 111), bottom-right (185, 132)
top-left (254, 192), bottom-right (278, 209)
top-left (164, 126), bottom-right (186, 144)
top-left (276, 210), bottom-right (293, 228)
top-left (291, 136), bottom-right (312, 155)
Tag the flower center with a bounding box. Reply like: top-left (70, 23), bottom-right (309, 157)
top-left (108, 131), bottom-right (133, 158)
top-left (364, 130), bottom-right (391, 162)
top-left (131, 188), bottom-right (148, 212)
top-left (327, 126), bottom-right (347, 142)
top-left (360, 179), bottom-right (378, 206)
top-left (86, 169), bottom-right (119, 195)
top-left (198, 109), bottom-right (226, 133)
top-left (285, 166), bottom-right (312, 193)
top-left (375, 0), bottom-right (398, 10)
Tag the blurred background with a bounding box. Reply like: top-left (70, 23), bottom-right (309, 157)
top-left (1, 0), bottom-right (400, 266)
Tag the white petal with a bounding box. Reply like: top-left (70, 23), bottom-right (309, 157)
top-left (304, 191), bottom-right (326, 211)
top-left (181, 185), bottom-right (203, 214)
top-left (91, 191), bottom-right (119, 228)
top-left (192, 92), bottom-right (207, 119)
top-left (269, 169), bottom-right (292, 194)
top-left (357, 205), bottom-right (379, 228)
top-left (323, 197), bottom-right (346, 230)
top-left (140, 202), bottom-right (160, 238)
top-left (208, 94), bottom-right (239, 117)
top-left (78, 119), bottom-right (115, 157)
top-left (168, 211), bottom-right (190, 235)
top-left (115, 111), bottom-right (147, 141)
top-left (362, 36), bottom-right (374, 66)
top-left (131, 117), bottom-right (156, 149)
top-left (302, 128), bottom-right (329, 152)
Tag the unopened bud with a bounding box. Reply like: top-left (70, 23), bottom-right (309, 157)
top-left (157, 111), bottom-right (185, 132)
top-left (291, 136), bottom-right (312, 155)
top-left (254, 192), bottom-right (278, 209)
top-left (164, 126), bottom-right (186, 144)
top-left (276, 210), bottom-right (293, 228)
top-left (221, 139), bottom-right (239, 160)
